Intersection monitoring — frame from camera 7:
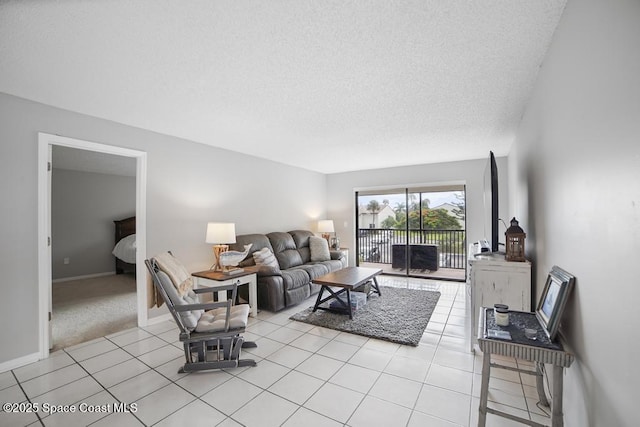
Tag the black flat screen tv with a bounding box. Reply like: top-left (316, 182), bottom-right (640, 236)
top-left (483, 151), bottom-right (500, 252)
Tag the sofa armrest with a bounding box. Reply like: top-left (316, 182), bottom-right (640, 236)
top-left (329, 250), bottom-right (345, 261)
top-left (256, 265), bottom-right (282, 277)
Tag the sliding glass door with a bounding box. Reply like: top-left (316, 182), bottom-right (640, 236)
top-left (355, 185), bottom-right (466, 281)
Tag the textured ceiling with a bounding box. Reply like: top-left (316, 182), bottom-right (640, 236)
top-left (0, 0), bottom-right (566, 174)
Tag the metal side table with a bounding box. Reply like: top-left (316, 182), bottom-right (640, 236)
top-left (477, 308), bottom-right (574, 427)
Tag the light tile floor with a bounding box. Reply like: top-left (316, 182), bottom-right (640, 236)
top-left (1, 277), bottom-right (552, 426)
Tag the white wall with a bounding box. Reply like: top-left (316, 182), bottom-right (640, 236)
top-left (52, 168), bottom-right (135, 279)
top-left (327, 157), bottom-right (509, 267)
top-left (0, 92), bottom-right (327, 365)
top-left (509, 0), bottom-right (640, 425)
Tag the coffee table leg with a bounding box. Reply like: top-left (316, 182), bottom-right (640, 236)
top-left (372, 277), bottom-right (382, 296)
top-left (313, 286), bottom-right (325, 312)
top-left (346, 290), bottom-right (353, 319)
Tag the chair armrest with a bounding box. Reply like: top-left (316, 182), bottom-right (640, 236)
top-left (193, 283), bottom-right (238, 304)
top-left (193, 283), bottom-right (238, 294)
top-left (173, 301), bottom-right (228, 312)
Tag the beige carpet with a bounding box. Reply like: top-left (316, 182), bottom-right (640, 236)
top-left (52, 273), bottom-right (137, 351)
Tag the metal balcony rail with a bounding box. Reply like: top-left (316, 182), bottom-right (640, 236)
top-left (358, 228), bottom-right (467, 269)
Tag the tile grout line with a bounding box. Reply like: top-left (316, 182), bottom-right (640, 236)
top-left (102, 327), bottom-right (238, 426)
top-left (10, 369), bottom-right (45, 426)
top-left (5, 278), bottom-right (547, 426)
top-left (231, 313), bottom-right (401, 426)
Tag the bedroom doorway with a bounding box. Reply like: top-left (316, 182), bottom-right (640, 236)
top-left (50, 146), bottom-right (136, 351)
top-left (37, 133), bottom-right (147, 359)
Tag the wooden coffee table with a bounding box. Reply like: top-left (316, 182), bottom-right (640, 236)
top-left (312, 267), bottom-right (382, 319)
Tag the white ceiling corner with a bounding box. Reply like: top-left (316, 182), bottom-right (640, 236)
top-left (0, 0), bottom-right (567, 173)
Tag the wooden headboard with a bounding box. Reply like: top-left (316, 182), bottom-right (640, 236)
top-left (114, 216), bottom-right (136, 242)
top-left (114, 216), bottom-right (136, 274)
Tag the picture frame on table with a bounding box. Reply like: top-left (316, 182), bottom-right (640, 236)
top-left (536, 265), bottom-right (575, 340)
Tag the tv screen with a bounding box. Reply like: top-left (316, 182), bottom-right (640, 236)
top-left (483, 151), bottom-right (499, 252)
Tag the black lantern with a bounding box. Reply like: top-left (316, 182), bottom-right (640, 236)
top-left (505, 217), bottom-right (526, 262)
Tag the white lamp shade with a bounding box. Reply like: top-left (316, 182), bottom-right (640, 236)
top-left (317, 220), bottom-right (335, 233)
top-left (205, 222), bottom-right (236, 244)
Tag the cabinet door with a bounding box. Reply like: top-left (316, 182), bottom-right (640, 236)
top-left (474, 268), bottom-right (530, 312)
top-left (469, 263), bottom-right (531, 352)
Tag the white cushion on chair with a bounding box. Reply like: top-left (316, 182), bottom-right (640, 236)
top-left (156, 270), bottom-right (203, 330)
top-left (195, 304), bottom-right (251, 333)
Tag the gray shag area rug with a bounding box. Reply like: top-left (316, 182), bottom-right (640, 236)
top-left (290, 286), bottom-right (441, 346)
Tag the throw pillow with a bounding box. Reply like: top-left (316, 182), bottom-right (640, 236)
top-left (310, 236), bottom-right (331, 262)
top-left (252, 247), bottom-right (280, 270)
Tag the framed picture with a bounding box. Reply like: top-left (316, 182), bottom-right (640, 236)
top-left (536, 266), bottom-right (575, 340)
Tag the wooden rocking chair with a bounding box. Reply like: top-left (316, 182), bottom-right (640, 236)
top-left (145, 253), bottom-right (257, 373)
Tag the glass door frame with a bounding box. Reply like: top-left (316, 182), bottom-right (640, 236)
top-left (354, 184), bottom-right (467, 282)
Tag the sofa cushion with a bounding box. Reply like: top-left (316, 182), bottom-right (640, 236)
top-left (309, 236), bottom-right (331, 262)
top-left (296, 263), bottom-right (329, 280)
top-left (280, 268), bottom-right (312, 306)
top-left (316, 259), bottom-right (345, 273)
top-left (289, 230), bottom-right (314, 263)
top-left (267, 232), bottom-right (304, 269)
top-left (252, 247), bottom-right (280, 272)
top-left (281, 268), bottom-right (311, 290)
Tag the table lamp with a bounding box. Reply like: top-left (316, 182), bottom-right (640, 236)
top-left (205, 222), bottom-right (236, 271)
top-left (317, 220), bottom-right (334, 244)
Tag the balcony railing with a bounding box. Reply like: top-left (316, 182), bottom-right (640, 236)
top-left (357, 228), bottom-right (467, 269)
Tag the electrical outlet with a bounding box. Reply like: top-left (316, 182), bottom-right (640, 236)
top-left (63, 257), bottom-right (70, 265)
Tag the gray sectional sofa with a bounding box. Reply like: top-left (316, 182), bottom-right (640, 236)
top-left (229, 230), bottom-right (347, 312)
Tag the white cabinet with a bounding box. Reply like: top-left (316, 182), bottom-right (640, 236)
top-left (467, 254), bottom-right (531, 352)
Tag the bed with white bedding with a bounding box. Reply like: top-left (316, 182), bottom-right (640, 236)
top-left (113, 216), bottom-right (136, 274)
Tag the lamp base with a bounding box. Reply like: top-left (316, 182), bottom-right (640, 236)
top-left (211, 244), bottom-right (229, 271)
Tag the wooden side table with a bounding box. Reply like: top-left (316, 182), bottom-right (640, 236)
top-left (477, 307), bottom-right (574, 427)
top-left (192, 267), bottom-right (258, 317)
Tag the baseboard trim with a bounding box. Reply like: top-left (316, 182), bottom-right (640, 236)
top-left (0, 352), bottom-right (40, 374)
top-left (52, 271), bottom-right (117, 283)
top-left (146, 313), bottom-right (173, 326)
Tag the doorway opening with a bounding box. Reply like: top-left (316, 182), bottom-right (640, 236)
top-left (50, 146), bottom-right (137, 351)
top-left (355, 184), bottom-right (466, 281)
top-left (38, 133), bottom-right (147, 359)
